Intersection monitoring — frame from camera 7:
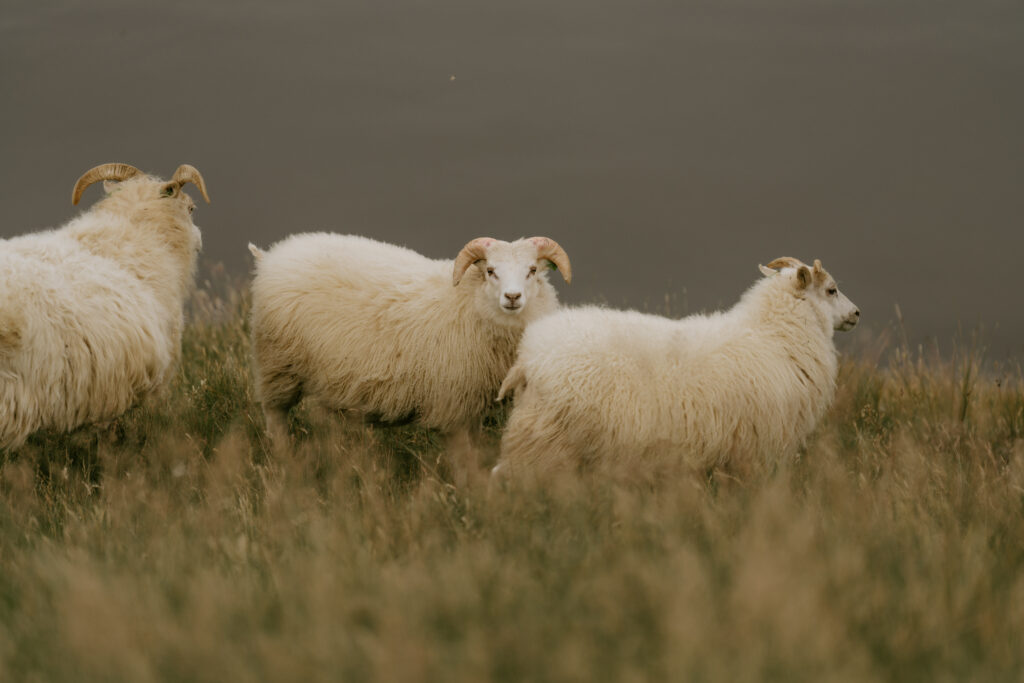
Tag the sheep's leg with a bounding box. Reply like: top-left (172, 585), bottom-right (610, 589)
top-left (444, 427), bottom-right (488, 491)
top-left (263, 405), bottom-right (292, 449)
top-left (256, 368), bottom-right (303, 450)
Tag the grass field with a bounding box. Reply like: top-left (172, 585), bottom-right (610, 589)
top-left (1, 274), bottom-right (1022, 682)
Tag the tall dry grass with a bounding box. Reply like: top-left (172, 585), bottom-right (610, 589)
top-left (1, 271), bottom-right (1022, 682)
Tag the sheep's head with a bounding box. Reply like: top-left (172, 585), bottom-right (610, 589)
top-left (71, 162), bottom-right (209, 254)
top-left (72, 163), bottom-right (210, 207)
top-left (759, 257), bottom-right (860, 331)
top-left (453, 236), bottom-right (571, 322)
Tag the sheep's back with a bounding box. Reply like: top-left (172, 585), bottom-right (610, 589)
top-left (512, 306), bottom-right (835, 468)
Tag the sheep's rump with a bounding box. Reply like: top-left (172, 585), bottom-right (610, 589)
top-left (0, 237), bottom-right (175, 447)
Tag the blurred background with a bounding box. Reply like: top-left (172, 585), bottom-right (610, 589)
top-left (2, 0), bottom-right (1022, 357)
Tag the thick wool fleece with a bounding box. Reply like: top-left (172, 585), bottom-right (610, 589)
top-left (249, 233), bottom-right (563, 435)
top-left (497, 268), bottom-right (852, 476)
top-left (0, 176), bottom-right (202, 449)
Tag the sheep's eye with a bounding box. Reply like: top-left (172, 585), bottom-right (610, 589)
top-left (827, 287), bottom-right (838, 296)
top-left (486, 267), bottom-right (496, 278)
top-left (528, 266), bottom-right (537, 277)
top-left (188, 205), bottom-right (195, 213)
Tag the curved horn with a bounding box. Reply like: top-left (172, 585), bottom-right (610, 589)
top-left (530, 237), bottom-right (572, 284)
top-left (763, 256), bottom-right (805, 271)
top-left (453, 237), bottom-right (496, 286)
top-left (171, 164), bottom-right (210, 203)
top-left (812, 258), bottom-right (827, 284)
top-left (71, 163), bottom-right (141, 205)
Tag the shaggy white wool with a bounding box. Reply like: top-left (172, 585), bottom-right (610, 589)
top-left (495, 258), bottom-right (859, 477)
top-left (0, 166), bottom-right (205, 449)
top-left (248, 233), bottom-right (570, 443)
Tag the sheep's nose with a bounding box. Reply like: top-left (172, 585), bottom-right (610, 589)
top-left (854, 309), bottom-right (860, 317)
top-left (504, 292), bottom-right (522, 303)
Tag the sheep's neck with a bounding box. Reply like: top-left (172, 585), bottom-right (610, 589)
top-left (70, 209), bottom-right (197, 305)
top-left (744, 284), bottom-right (833, 345)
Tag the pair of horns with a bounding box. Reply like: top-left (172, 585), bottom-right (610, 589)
top-left (71, 163), bottom-right (211, 205)
top-left (452, 237), bottom-right (572, 286)
top-left (763, 257), bottom-right (825, 273)
top-left (761, 256), bottom-right (827, 288)
top-left (763, 256), bottom-right (804, 271)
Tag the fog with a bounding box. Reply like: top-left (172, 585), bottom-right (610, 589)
top-left (3, 0), bottom-right (1022, 357)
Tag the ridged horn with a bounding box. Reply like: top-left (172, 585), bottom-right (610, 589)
top-left (71, 163), bottom-right (141, 205)
top-left (453, 237), bottom-right (496, 286)
top-left (171, 164), bottom-right (210, 203)
top-left (529, 237), bottom-right (572, 284)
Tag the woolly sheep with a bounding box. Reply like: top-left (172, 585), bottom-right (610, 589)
top-left (0, 162), bottom-right (210, 450)
top-left (248, 233), bottom-right (572, 444)
top-left (495, 257), bottom-right (859, 478)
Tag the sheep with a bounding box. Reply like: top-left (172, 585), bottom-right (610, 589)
top-left (0, 162), bottom-right (210, 450)
top-left (494, 256), bottom-right (860, 479)
top-left (248, 233), bottom-right (572, 445)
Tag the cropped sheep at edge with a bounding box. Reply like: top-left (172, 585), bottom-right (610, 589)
top-left (495, 257), bottom-right (860, 478)
top-left (248, 232), bottom-right (571, 444)
top-left (0, 163), bottom-right (209, 449)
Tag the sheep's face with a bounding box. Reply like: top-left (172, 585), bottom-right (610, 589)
top-left (811, 268), bottom-right (859, 331)
top-left (480, 240), bottom-right (551, 316)
top-left (761, 258), bottom-right (860, 332)
top-left (453, 237), bottom-right (572, 325)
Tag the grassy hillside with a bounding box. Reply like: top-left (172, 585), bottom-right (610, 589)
top-left (1, 276), bottom-right (1022, 682)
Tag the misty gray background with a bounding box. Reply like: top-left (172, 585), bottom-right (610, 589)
top-left (2, 0), bottom-right (1022, 357)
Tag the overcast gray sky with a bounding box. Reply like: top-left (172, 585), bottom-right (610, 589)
top-left (3, 0), bottom-right (1022, 358)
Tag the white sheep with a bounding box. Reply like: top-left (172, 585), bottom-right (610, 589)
top-left (494, 257), bottom-right (859, 478)
top-left (248, 233), bottom-right (572, 444)
top-left (0, 162), bottom-right (209, 450)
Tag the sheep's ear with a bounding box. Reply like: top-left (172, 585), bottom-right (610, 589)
top-left (248, 243), bottom-right (265, 263)
top-left (796, 266), bottom-right (812, 289)
top-left (102, 180), bottom-right (121, 194)
top-left (758, 264), bottom-right (776, 277)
